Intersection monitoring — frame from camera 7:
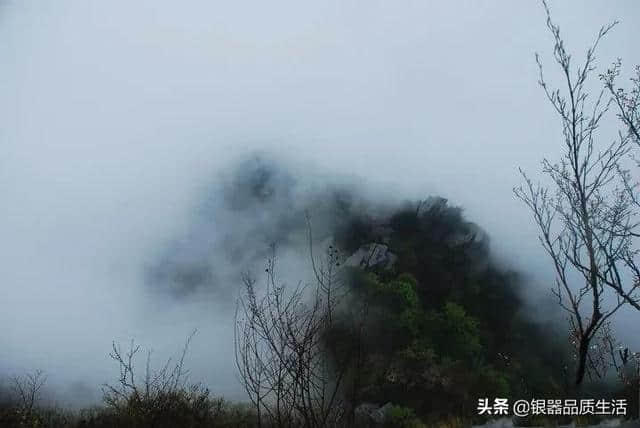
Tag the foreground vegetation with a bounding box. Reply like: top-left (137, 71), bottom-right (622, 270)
top-left (2, 198), bottom-right (637, 428)
top-left (4, 0), bottom-right (640, 426)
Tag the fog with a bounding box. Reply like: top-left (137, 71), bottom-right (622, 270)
top-left (1, 1), bottom-right (639, 406)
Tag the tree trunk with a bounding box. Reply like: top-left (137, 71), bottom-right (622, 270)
top-left (575, 338), bottom-right (588, 385)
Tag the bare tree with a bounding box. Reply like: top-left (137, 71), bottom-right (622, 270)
top-left (9, 369), bottom-right (46, 416)
top-left (602, 60), bottom-right (640, 145)
top-left (515, 0), bottom-right (640, 385)
top-left (569, 320), bottom-right (627, 382)
top-left (102, 330), bottom-right (202, 412)
top-left (235, 216), bottom-right (350, 428)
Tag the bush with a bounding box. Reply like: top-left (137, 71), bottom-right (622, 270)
top-left (384, 405), bottom-right (424, 428)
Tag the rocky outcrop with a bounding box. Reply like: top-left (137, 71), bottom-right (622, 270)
top-left (344, 243), bottom-right (396, 271)
top-left (354, 402), bottom-right (394, 427)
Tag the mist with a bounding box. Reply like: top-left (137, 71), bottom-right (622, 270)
top-left (1, 0), bottom-right (639, 407)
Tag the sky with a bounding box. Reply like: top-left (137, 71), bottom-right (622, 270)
top-left (0, 0), bottom-right (639, 406)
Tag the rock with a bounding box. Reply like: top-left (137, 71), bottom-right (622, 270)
top-left (373, 402), bottom-right (394, 424)
top-left (471, 417), bottom-right (638, 428)
top-left (345, 243), bottom-right (396, 271)
top-left (353, 402), bottom-right (394, 427)
top-left (597, 419), bottom-right (622, 427)
top-left (472, 417), bottom-right (514, 428)
top-left (354, 403), bottom-right (381, 427)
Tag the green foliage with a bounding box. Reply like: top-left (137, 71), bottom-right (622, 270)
top-left (372, 273), bottom-right (421, 336)
top-left (426, 302), bottom-right (482, 364)
top-left (332, 198), bottom-right (578, 421)
top-left (80, 387), bottom-right (224, 428)
top-left (0, 397), bottom-right (259, 428)
top-left (473, 366), bottom-right (510, 399)
top-left (2, 197), bottom-right (631, 427)
top-left (384, 405), bottom-right (424, 428)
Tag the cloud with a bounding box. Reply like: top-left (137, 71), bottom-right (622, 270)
top-left (0, 0), bottom-right (638, 406)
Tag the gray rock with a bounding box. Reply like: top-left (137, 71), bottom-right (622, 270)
top-left (354, 402), bottom-right (382, 427)
top-left (472, 417), bottom-right (514, 428)
top-left (353, 402), bottom-right (394, 427)
top-left (471, 417), bottom-right (639, 428)
top-left (597, 419), bottom-right (622, 427)
top-left (345, 243), bottom-right (396, 271)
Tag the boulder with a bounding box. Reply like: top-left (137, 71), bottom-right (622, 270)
top-left (345, 243), bottom-right (396, 271)
top-left (353, 402), bottom-right (394, 427)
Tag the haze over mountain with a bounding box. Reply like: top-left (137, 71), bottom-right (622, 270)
top-left (0, 1), bottom-right (638, 407)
